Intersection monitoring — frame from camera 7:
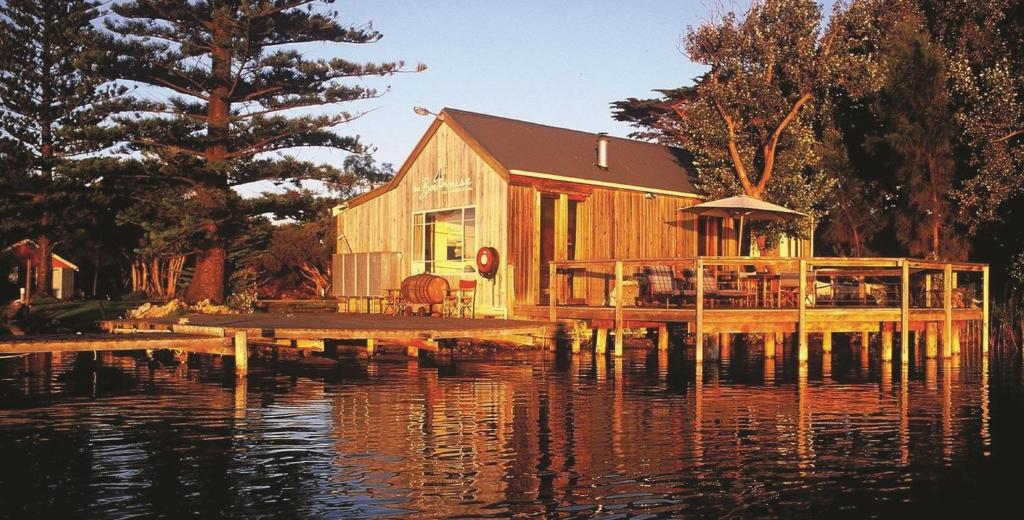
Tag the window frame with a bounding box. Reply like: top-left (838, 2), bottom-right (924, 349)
top-left (411, 205), bottom-right (477, 274)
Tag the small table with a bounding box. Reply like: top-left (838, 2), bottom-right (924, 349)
top-left (739, 272), bottom-right (780, 307)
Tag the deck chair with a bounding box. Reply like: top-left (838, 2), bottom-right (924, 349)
top-left (778, 272), bottom-right (801, 308)
top-left (456, 279), bottom-right (477, 318)
top-left (705, 267), bottom-right (747, 307)
top-left (642, 265), bottom-right (682, 307)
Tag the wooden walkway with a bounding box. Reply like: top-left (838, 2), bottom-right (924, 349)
top-left (101, 313), bottom-right (551, 345)
top-left (0, 313), bottom-right (552, 379)
top-left (0, 333), bottom-right (233, 355)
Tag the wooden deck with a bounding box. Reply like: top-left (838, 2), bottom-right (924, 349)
top-left (530, 256), bottom-right (989, 364)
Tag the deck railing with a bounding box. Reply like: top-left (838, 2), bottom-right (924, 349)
top-left (548, 256), bottom-right (984, 312)
top-left (545, 256), bottom-right (989, 361)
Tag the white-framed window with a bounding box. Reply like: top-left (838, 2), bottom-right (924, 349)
top-left (412, 206), bottom-right (476, 274)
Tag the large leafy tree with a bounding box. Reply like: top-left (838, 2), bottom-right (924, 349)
top-left (613, 0), bottom-right (892, 249)
top-left (102, 0), bottom-right (422, 303)
top-left (0, 0), bottom-right (125, 297)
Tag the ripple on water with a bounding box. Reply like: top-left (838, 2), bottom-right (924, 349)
top-left (0, 345), bottom-right (1018, 518)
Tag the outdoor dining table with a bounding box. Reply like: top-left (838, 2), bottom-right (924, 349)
top-left (739, 272), bottom-right (781, 308)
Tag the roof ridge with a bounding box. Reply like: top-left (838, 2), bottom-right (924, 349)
top-left (441, 107), bottom-right (683, 150)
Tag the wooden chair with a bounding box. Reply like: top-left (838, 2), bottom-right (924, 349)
top-left (642, 265), bottom-right (683, 307)
top-left (705, 268), bottom-right (747, 307)
top-left (456, 279), bottom-right (477, 318)
top-left (383, 289), bottom-right (406, 316)
top-left (778, 272), bottom-right (801, 308)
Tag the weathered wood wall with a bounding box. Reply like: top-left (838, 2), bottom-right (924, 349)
top-left (508, 184), bottom-right (700, 307)
top-left (336, 121), bottom-right (509, 311)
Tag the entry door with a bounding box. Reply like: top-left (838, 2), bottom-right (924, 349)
top-left (539, 195), bottom-right (557, 304)
top-left (538, 195), bottom-right (578, 304)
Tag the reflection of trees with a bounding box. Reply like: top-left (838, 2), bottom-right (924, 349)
top-left (0, 348), bottom-right (993, 518)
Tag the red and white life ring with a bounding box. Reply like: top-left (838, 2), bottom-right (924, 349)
top-left (476, 247), bottom-right (499, 279)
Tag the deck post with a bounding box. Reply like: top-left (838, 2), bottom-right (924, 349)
top-left (549, 263), bottom-right (558, 322)
top-left (982, 265), bottom-right (990, 354)
top-left (507, 264), bottom-right (516, 318)
top-left (952, 323), bottom-right (961, 355)
top-left (942, 263), bottom-right (953, 358)
top-left (882, 325), bottom-right (893, 362)
top-left (614, 261), bottom-right (624, 357)
top-left (366, 338), bottom-right (376, 357)
top-left (926, 322), bottom-right (937, 359)
top-left (822, 332), bottom-right (832, 353)
top-left (797, 259), bottom-right (808, 364)
top-left (901, 260), bottom-right (910, 365)
top-left (695, 258), bottom-right (704, 364)
top-left (764, 332), bottom-right (776, 359)
top-left (233, 330), bottom-right (248, 378)
top-left (658, 325), bottom-right (669, 351)
top-left (595, 328), bottom-right (607, 355)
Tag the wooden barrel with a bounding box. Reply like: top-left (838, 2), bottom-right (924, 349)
top-left (401, 274), bottom-right (450, 304)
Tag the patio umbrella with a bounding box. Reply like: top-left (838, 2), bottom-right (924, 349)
top-left (680, 194), bottom-right (807, 255)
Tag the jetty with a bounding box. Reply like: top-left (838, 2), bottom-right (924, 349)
top-left (1, 313), bottom-right (551, 377)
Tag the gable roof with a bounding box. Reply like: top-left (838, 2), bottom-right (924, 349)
top-left (442, 108), bottom-right (698, 195)
top-left (339, 107), bottom-right (699, 211)
top-left (3, 239), bottom-right (78, 270)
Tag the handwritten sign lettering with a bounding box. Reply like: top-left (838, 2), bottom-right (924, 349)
top-left (412, 167), bottom-right (472, 200)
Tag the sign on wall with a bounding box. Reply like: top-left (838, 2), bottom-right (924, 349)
top-left (413, 167), bottom-right (473, 201)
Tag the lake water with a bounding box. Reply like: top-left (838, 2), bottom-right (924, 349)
top-left (1, 343), bottom-right (1022, 519)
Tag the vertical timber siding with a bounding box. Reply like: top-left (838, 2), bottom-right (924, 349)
top-left (337, 122), bottom-right (509, 311)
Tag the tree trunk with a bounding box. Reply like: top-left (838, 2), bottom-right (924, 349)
top-left (182, 24), bottom-right (232, 304)
top-left (184, 243), bottom-right (226, 304)
top-left (92, 252), bottom-right (100, 298)
top-left (33, 231), bottom-right (53, 298)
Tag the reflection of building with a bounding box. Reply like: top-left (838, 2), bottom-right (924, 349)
top-left (3, 239), bottom-right (78, 300)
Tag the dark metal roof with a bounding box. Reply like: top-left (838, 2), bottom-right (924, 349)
top-left (443, 108), bottom-right (699, 195)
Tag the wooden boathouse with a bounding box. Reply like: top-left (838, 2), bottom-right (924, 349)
top-left (334, 108), bottom-right (989, 363)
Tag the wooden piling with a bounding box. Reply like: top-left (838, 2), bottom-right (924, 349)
top-left (234, 330), bottom-right (248, 378)
top-left (982, 265), bottom-right (990, 354)
top-left (764, 333), bottom-right (776, 359)
top-left (952, 323), bottom-right (961, 356)
top-left (614, 261), bottom-right (624, 357)
top-left (595, 328), bottom-right (607, 355)
top-left (926, 322), bottom-right (938, 359)
top-left (657, 325), bottom-right (669, 351)
top-left (860, 332), bottom-right (870, 367)
top-left (695, 258), bottom-right (704, 364)
top-left (366, 338), bottom-right (376, 356)
top-left (571, 333), bottom-right (581, 354)
top-left (549, 263), bottom-right (557, 322)
top-left (901, 260), bottom-right (910, 365)
top-left (943, 264), bottom-right (953, 358)
top-left (797, 259), bottom-right (808, 364)
top-left (882, 326), bottom-right (893, 362)
top-left (822, 332), bottom-right (832, 353)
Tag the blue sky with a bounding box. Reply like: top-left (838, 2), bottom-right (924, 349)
top-left (242, 0), bottom-right (715, 194)
top-left (241, 0), bottom-right (839, 196)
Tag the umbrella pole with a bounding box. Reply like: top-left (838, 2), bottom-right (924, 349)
top-left (737, 215), bottom-right (745, 256)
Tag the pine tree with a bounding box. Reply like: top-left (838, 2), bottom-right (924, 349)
top-left (102, 0), bottom-right (422, 303)
top-left (0, 0), bottom-right (125, 297)
top-left (867, 17), bottom-right (966, 260)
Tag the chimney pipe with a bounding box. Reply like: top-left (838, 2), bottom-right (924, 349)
top-left (596, 133), bottom-right (608, 169)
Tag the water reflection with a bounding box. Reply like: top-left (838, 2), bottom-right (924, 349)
top-left (0, 340), bottom-right (1017, 518)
